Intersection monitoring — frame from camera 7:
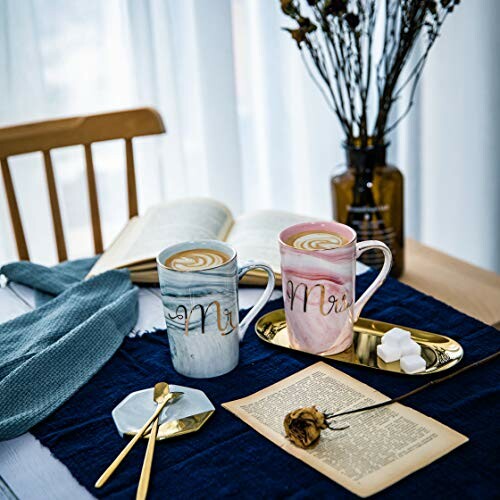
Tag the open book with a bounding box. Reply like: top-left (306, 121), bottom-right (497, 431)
top-left (88, 197), bottom-right (314, 286)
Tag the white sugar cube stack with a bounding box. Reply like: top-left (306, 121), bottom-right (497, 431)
top-left (381, 327), bottom-right (411, 345)
top-left (400, 354), bottom-right (426, 374)
top-left (376, 343), bottom-right (401, 363)
top-left (400, 339), bottom-right (421, 357)
top-left (377, 327), bottom-right (426, 373)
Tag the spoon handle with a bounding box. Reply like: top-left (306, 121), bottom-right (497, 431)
top-left (136, 415), bottom-right (159, 500)
top-left (95, 399), bottom-right (168, 488)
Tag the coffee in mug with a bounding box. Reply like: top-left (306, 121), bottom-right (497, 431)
top-left (284, 230), bottom-right (347, 251)
top-left (165, 248), bottom-right (230, 271)
top-left (279, 221), bottom-right (392, 356)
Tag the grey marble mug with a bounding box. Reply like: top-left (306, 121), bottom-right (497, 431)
top-left (157, 240), bottom-right (275, 378)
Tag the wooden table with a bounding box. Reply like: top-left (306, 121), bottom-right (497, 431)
top-left (402, 239), bottom-right (500, 328)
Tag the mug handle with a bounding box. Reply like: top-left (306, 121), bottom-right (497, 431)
top-left (237, 261), bottom-right (276, 341)
top-left (353, 240), bottom-right (392, 322)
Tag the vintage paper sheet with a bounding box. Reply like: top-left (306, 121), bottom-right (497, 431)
top-left (223, 362), bottom-right (468, 497)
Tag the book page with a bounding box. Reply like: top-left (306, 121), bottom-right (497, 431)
top-left (227, 210), bottom-right (314, 272)
top-left (88, 198), bottom-right (233, 276)
top-left (86, 216), bottom-right (142, 277)
top-left (223, 362), bottom-right (467, 498)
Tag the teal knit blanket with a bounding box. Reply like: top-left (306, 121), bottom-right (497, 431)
top-left (0, 258), bottom-right (138, 440)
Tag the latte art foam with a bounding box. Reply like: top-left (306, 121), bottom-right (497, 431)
top-left (286, 230), bottom-right (347, 251)
top-left (165, 248), bottom-right (230, 271)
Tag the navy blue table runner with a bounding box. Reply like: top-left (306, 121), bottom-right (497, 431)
top-left (32, 272), bottom-right (500, 499)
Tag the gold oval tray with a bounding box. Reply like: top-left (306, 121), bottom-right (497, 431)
top-left (255, 309), bottom-right (463, 375)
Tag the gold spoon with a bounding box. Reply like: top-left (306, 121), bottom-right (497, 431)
top-left (136, 387), bottom-right (183, 499)
top-left (95, 382), bottom-right (173, 489)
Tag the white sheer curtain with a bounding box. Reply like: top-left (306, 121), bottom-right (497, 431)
top-left (0, 0), bottom-right (498, 272)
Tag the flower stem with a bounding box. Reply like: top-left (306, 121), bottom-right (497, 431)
top-left (324, 350), bottom-right (500, 420)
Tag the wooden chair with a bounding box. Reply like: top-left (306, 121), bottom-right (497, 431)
top-left (0, 108), bottom-right (166, 262)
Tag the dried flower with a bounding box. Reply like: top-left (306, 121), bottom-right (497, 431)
top-left (344, 12), bottom-right (360, 30)
top-left (280, 0), bottom-right (300, 17)
top-left (284, 28), bottom-right (307, 47)
top-left (279, 0), bottom-right (460, 146)
top-left (284, 406), bottom-right (328, 448)
top-left (283, 17), bottom-right (316, 48)
top-left (440, 0), bottom-right (457, 7)
top-left (323, 0), bottom-right (348, 17)
top-left (298, 16), bottom-right (317, 32)
top-left (426, 0), bottom-right (438, 15)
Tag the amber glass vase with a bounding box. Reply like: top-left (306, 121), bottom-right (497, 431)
top-left (331, 143), bottom-right (404, 278)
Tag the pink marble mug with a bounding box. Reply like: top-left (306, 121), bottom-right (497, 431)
top-left (279, 221), bottom-right (392, 355)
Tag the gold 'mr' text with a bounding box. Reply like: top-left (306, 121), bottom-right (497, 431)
top-left (168, 300), bottom-right (236, 336)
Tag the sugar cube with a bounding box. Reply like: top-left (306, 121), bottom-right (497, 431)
top-left (400, 339), bottom-right (421, 357)
top-left (377, 343), bottom-right (401, 363)
top-left (400, 354), bottom-right (426, 374)
top-left (381, 327), bottom-right (411, 346)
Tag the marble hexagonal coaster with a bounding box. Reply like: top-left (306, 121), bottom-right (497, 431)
top-left (112, 384), bottom-right (215, 440)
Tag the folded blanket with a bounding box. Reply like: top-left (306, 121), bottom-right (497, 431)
top-left (0, 259), bottom-right (138, 440)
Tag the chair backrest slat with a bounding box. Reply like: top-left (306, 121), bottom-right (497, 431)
top-left (43, 150), bottom-right (68, 261)
top-left (125, 138), bottom-right (138, 219)
top-left (84, 144), bottom-right (104, 255)
top-left (0, 108), bottom-right (165, 261)
top-left (0, 108), bottom-right (165, 157)
top-left (0, 158), bottom-right (30, 260)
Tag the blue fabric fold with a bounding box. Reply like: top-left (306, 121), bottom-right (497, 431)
top-left (0, 259), bottom-right (138, 440)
